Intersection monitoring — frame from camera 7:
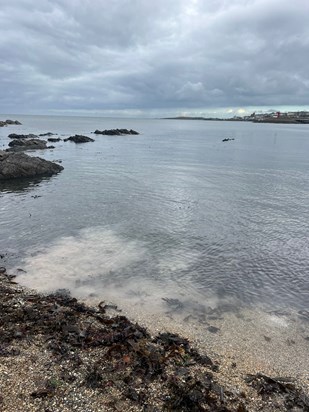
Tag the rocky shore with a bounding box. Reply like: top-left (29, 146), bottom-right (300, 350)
top-left (64, 135), bottom-right (94, 143)
top-left (0, 151), bottom-right (63, 180)
top-left (0, 127), bottom-right (141, 180)
top-left (7, 139), bottom-right (54, 152)
top-left (0, 270), bottom-right (308, 412)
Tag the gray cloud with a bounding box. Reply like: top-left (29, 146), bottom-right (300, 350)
top-left (0, 0), bottom-right (308, 115)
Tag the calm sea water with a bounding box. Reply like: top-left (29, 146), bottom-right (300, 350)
top-left (0, 115), bottom-right (308, 312)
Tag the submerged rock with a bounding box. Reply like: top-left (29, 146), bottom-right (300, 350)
top-left (0, 150), bottom-right (63, 180)
top-left (8, 133), bottom-right (38, 139)
top-left (7, 139), bottom-right (53, 152)
top-left (94, 129), bottom-right (139, 135)
top-left (47, 137), bottom-right (62, 142)
top-left (64, 135), bottom-right (94, 143)
top-left (222, 138), bottom-right (235, 142)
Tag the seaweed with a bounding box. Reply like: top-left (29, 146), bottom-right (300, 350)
top-left (246, 373), bottom-right (309, 411)
top-left (0, 270), bottom-right (308, 411)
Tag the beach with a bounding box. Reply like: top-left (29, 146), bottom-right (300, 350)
top-left (0, 269), bottom-right (308, 411)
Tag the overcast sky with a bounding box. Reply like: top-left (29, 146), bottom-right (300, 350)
top-left (0, 0), bottom-right (308, 117)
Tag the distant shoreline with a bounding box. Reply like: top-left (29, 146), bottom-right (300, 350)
top-left (162, 116), bottom-right (309, 124)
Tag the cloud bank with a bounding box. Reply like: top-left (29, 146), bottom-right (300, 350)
top-left (0, 0), bottom-right (308, 115)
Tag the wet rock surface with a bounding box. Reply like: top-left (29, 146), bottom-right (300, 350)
top-left (64, 135), bottom-right (94, 143)
top-left (39, 132), bottom-right (57, 137)
top-left (6, 138), bottom-right (54, 152)
top-left (48, 137), bottom-right (62, 142)
top-left (94, 129), bottom-right (139, 135)
top-left (0, 272), bottom-right (308, 412)
top-left (0, 150), bottom-right (63, 180)
top-left (0, 120), bottom-right (22, 127)
top-left (8, 133), bottom-right (39, 139)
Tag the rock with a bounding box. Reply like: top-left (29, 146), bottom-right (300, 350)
top-left (0, 150), bottom-right (63, 180)
top-left (222, 138), bottom-right (235, 142)
top-left (6, 139), bottom-right (53, 152)
top-left (5, 120), bottom-right (22, 125)
top-left (94, 129), bottom-right (139, 135)
top-left (47, 138), bottom-right (62, 142)
top-left (39, 132), bottom-right (57, 137)
top-left (8, 133), bottom-right (38, 139)
top-left (0, 120), bottom-right (22, 127)
top-left (129, 129), bottom-right (139, 135)
top-left (64, 135), bottom-right (94, 143)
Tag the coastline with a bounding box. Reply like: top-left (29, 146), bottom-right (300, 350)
top-left (162, 116), bottom-right (309, 124)
top-left (0, 270), bottom-right (308, 411)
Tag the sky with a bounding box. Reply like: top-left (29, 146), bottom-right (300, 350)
top-left (0, 0), bottom-right (309, 117)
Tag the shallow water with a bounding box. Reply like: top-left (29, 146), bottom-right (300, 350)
top-left (1, 115), bottom-right (309, 317)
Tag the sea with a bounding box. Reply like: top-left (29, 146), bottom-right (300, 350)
top-left (0, 115), bottom-right (308, 377)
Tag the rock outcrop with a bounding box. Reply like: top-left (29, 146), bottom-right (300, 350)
top-left (0, 120), bottom-right (22, 127)
top-left (94, 129), bottom-right (139, 135)
top-left (8, 133), bottom-right (39, 139)
top-left (7, 139), bottom-right (53, 152)
top-left (48, 137), bottom-right (62, 142)
top-left (64, 135), bottom-right (94, 143)
top-left (39, 132), bottom-right (57, 137)
top-left (0, 150), bottom-right (63, 180)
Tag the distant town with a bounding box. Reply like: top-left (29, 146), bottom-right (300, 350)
top-left (165, 111), bottom-right (309, 124)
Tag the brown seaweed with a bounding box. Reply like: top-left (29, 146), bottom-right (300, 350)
top-left (0, 270), bottom-right (308, 411)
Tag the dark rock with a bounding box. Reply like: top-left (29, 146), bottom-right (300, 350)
top-left (94, 129), bottom-right (139, 136)
top-left (7, 139), bottom-right (52, 152)
top-left (129, 129), bottom-right (139, 135)
top-left (222, 138), bottom-right (235, 142)
top-left (5, 120), bottom-right (22, 125)
top-left (64, 135), bottom-right (94, 143)
top-left (47, 137), bottom-right (62, 142)
top-left (0, 120), bottom-right (22, 127)
top-left (39, 132), bottom-right (56, 137)
top-left (8, 133), bottom-right (38, 139)
top-left (0, 150), bottom-right (63, 180)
